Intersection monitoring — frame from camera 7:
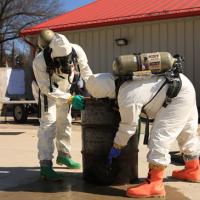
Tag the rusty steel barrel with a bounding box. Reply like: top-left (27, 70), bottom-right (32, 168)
top-left (81, 98), bottom-right (138, 185)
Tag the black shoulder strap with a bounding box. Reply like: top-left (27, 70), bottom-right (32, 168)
top-left (163, 72), bottom-right (182, 107)
top-left (72, 47), bottom-right (78, 62)
top-left (38, 89), bottom-right (41, 118)
top-left (141, 80), bottom-right (167, 145)
top-left (43, 47), bottom-right (54, 92)
top-left (142, 80), bottom-right (167, 112)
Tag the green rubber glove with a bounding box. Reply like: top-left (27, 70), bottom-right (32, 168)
top-left (71, 95), bottom-right (85, 110)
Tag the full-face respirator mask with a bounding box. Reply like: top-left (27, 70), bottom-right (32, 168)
top-left (38, 30), bottom-right (79, 75)
top-left (43, 46), bottom-right (80, 88)
top-left (53, 50), bottom-right (76, 75)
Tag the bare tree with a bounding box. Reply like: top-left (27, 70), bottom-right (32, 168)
top-left (0, 0), bottom-right (64, 66)
top-left (0, 0), bottom-right (63, 44)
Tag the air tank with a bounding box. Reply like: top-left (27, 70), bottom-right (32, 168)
top-left (113, 52), bottom-right (176, 76)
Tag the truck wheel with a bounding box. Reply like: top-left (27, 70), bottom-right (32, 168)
top-left (13, 104), bottom-right (28, 123)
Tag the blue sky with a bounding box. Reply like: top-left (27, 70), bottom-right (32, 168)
top-left (61, 0), bottom-right (95, 12)
top-left (16, 1), bottom-right (96, 55)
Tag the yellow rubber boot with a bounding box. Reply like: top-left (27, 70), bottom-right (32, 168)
top-left (127, 164), bottom-right (166, 198)
top-left (172, 159), bottom-right (200, 183)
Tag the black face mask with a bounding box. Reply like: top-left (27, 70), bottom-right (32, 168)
top-left (53, 52), bottom-right (74, 74)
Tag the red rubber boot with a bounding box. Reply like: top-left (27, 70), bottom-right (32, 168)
top-left (127, 165), bottom-right (166, 198)
top-left (172, 159), bottom-right (200, 183)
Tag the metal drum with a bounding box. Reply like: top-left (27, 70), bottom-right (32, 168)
top-left (81, 98), bottom-right (138, 185)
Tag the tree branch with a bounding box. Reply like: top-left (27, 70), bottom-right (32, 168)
top-left (2, 11), bottom-right (47, 22)
top-left (0, 35), bottom-right (19, 44)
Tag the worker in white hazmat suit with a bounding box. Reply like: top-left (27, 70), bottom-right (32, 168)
top-left (32, 29), bottom-right (92, 181)
top-left (81, 55), bottom-right (200, 198)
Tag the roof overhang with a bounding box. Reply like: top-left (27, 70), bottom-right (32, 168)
top-left (20, 0), bottom-right (200, 37)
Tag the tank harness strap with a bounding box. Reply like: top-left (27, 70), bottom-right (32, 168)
top-left (68, 48), bottom-right (81, 85)
top-left (43, 95), bottom-right (48, 112)
top-left (163, 55), bottom-right (183, 107)
top-left (134, 53), bottom-right (142, 71)
top-left (142, 110), bottom-right (150, 145)
top-left (163, 72), bottom-right (182, 107)
top-left (38, 89), bottom-right (41, 118)
top-left (44, 82), bottom-right (59, 113)
top-left (114, 76), bottom-right (132, 110)
top-left (70, 74), bottom-right (84, 95)
top-left (141, 80), bottom-right (167, 145)
top-left (42, 46), bottom-right (55, 114)
top-left (43, 47), bottom-right (54, 93)
top-left (115, 76), bottom-right (132, 98)
top-left (115, 78), bottom-right (121, 99)
top-left (48, 73), bottom-right (53, 93)
top-left (141, 72), bottom-right (182, 145)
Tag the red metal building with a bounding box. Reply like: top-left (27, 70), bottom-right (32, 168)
top-left (21, 0), bottom-right (200, 106)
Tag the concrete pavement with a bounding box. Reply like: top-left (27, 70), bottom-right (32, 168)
top-left (0, 116), bottom-right (199, 200)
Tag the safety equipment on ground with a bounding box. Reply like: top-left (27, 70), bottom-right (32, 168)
top-left (113, 52), bottom-right (177, 76)
top-left (38, 29), bottom-right (55, 49)
top-left (126, 166), bottom-right (166, 198)
top-left (108, 146), bottom-right (121, 165)
top-left (68, 95), bottom-right (85, 110)
top-left (172, 159), bottom-right (200, 182)
top-left (56, 155), bottom-right (81, 169)
top-left (40, 166), bottom-right (64, 181)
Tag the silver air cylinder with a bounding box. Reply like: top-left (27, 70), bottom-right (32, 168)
top-left (113, 52), bottom-right (176, 76)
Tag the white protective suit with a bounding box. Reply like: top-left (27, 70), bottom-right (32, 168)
top-left (85, 73), bottom-right (200, 166)
top-left (33, 33), bottom-right (92, 161)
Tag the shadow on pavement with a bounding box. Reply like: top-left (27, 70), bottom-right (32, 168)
top-left (170, 151), bottom-right (184, 165)
top-left (0, 167), bottom-right (191, 200)
top-left (0, 132), bottom-right (24, 135)
top-left (0, 118), bottom-right (39, 126)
